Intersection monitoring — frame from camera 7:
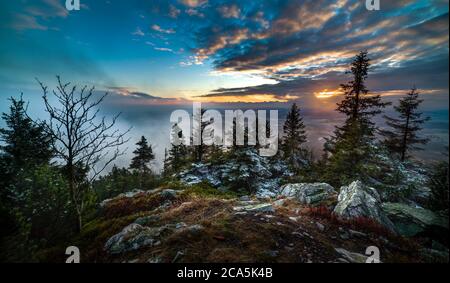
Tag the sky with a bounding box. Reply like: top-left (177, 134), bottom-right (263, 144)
top-left (0, 0), bottom-right (448, 170)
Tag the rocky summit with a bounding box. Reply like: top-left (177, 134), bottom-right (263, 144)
top-left (51, 180), bottom-right (448, 263)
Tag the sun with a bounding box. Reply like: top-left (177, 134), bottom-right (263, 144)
top-left (314, 89), bottom-right (342, 99)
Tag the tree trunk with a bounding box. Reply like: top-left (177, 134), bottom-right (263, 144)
top-left (401, 111), bottom-right (411, 162)
top-left (77, 213), bottom-right (82, 233)
top-left (68, 159), bottom-right (82, 233)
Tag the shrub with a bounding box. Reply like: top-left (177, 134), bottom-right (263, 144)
top-left (182, 181), bottom-right (238, 199)
top-left (93, 166), bottom-right (163, 202)
top-left (428, 161), bottom-right (449, 211)
top-left (4, 165), bottom-right (75, 261)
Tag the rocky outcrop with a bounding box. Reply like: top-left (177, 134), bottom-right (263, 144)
top-left (104, 223), bottom-right (160, 254)
top-left (104, 222), bottom-right (195, 254)
top-left (279, 183), bottom-right (337, 206)
top-left (382, 202), bottom-right (449, 237)
top-left (333, 181), bottom-right (397, 233)
top-left (178, 148), bottom-right (294, 196)
top-left (90, 187), bottom-right (438, 263)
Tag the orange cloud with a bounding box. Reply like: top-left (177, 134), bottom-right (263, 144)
top-left (314, 89), bottom-right (343, 99)
top-left (195, 94), bottom-right (296, 103)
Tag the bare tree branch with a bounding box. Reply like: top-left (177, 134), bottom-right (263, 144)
top-left (36, 76), bottom-right (131, 231)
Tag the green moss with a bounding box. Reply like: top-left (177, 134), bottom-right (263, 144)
top-left (158, 180), bottom-right (189, 191)
top-left (182, 182), bottom-right (238, 199)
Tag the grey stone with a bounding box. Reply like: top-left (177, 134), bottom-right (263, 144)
top-left (382, 202), bottom-right (449, 237)
top-left (148, 257), bottom-right (162, 263)
top-left (348, 229), bottom-right (367, 238)
top-left (185, 224), bottom-right (204, 235)
top-left (233, 203), bottom-right (274, 213)
top-left (279, 183), bottom-right (336, 206)
top-left (316, 222), bottom-right (325, 231)
top-left (172, 250), bottom-right (185, 263)
top-left (333, 181), bottom-right (397, 233)
top-left (335, 248), bottom-right (370, 263)
top-left (104, 223), bottom-right (159, 254)
top-left (175, 222), bottom-right (188, 229)
top-left (134, 215), bottom-right (161, 225)
top-left (239, 195), bottom-right (251, 201)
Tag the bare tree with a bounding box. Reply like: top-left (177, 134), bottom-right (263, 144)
top-left (37, 76), bottom-right (130, 232)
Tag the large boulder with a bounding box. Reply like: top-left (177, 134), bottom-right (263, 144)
top-left (279, 183), bottom-right (337, 206)
top-left (333, 181), bottom-right (396, 232)
top-left (382, 202), bottom-right (449, 237)
top-left (104, 223), bottom-right (160, 254)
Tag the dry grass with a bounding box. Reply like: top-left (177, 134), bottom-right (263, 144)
top-left (59, 190), bottom-right (425, 263)
top-left (102, 192), bottom-right (165, 219)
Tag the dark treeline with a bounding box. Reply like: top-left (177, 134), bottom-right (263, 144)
top-left (0, 51), bottom-right (448, 262)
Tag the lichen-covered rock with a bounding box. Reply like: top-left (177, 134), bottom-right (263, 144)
top-left (104, 223), bottom-right (159, 254)
top-left (134, 215), bottom-right (161, 225)
top-left (105, 221), bottom-right (192, 254)
top-left (419, 248), bottom-right (450, 263)
top-left (279, 183), bottom-right (336, 206)
top-left (100, 189), bottom-right (156, 207)
top-left (233, 203), bottom-right (274, 213)
top-left (178, 148), bottom-right (294, 196)
top-left (334, 248), bottom-right (380, 263)
top-left (272, 198), bottom-right (287, 207)
top-left (333, 181), bottom-right (396, 232)
top-left (184, 224), bottom-right (204, 235)
top-left (382, 202), bottom-right (449, 237)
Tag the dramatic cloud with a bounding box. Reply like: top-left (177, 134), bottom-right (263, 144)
top-left (4, 0), bottom-right (68, 31)
top-left (0, 0), bottom-right (447, 168)
top-left (105, 87), bottom-right (183, 105)
top-left (175, 0), bottom-right (449, 103)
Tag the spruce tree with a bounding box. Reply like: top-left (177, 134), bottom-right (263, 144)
top-left (163, 148), bottom-right (170, 177)
top-left (192, 109), bottom-right (209, 162)
top-left (130, 136), bottom-right (154, 190)
top-left (0, 96), bottom-right (53, 203)
top-left (324, 51), bottom-right (389, 185)
top-left (0, 96), bottom-right (54, 248)
top-left (281, 103), bottom-right (308, 166)
top-left (336, 51), bottom-right (389, 136)
top-left (380, 87), bottom-right (430, 161)
top-left (0, 96), bottom-right (53, 170)
top-left (129, 136), bottom-right (155, 174)
top-left (167, 124), bottom-right (189, 173)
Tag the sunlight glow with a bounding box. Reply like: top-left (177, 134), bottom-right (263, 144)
top-left (195, 94), bottom-right (292, 103)
top-left (314, 89), bottom-right (342, 99)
